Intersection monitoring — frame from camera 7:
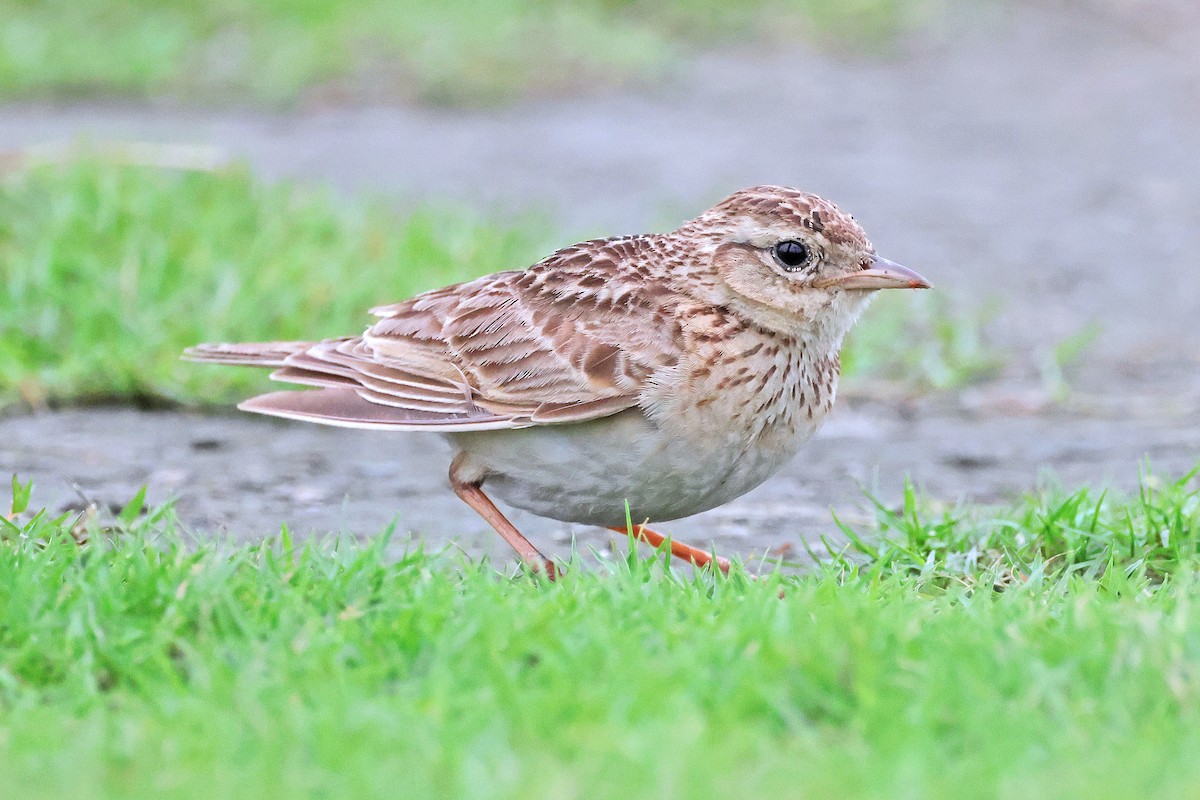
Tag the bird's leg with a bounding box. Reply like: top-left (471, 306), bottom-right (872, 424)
top-left (608, 524), bottom-right (731, 574)
top-left (450, 458), bottom-right (557, 580)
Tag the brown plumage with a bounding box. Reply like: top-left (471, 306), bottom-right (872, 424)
top-left (187, 185), bottom-right (930, 576)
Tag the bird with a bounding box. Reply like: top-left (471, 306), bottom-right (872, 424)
top-left (186, 185), bottom-right (930, 578)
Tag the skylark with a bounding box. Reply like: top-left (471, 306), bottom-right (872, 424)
top-left (187, 186), bottom-right (929, 576)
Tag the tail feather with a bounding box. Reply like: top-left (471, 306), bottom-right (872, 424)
top-left (238, 387), bottom-right (523, 432)
top-left (182, 341), bottom-right (316, 367)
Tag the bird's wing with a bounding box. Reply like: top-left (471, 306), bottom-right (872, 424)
top-left (185, 237), bottom-right (684, 432)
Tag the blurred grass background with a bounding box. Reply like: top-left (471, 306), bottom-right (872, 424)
top-left (0, 159), bottom-right (552, 406)
top-left (0, 0), bottom-right (940, 105)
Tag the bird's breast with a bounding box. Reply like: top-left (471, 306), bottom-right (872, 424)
top-left (648, 330), bottom-right (840, 457)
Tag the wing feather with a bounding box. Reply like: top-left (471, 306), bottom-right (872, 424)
top-left (188, 236), bottom-right (684, 430)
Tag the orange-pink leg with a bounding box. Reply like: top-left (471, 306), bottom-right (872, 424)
top-left (608, 524), bottom-right (731, 574)
top-left (450, 467), bottom-right (557, 580)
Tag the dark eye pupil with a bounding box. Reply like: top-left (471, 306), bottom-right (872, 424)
top-left (774, 240), bottom-right (809, 270)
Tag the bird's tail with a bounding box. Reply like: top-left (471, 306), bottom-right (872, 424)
top-left (182, 340), bottom-right (314, 368)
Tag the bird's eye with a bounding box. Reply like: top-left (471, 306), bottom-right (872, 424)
top-left (773, 240), bottom-right (810, 271)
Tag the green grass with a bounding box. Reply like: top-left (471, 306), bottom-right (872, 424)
top-left (3, 466), bottom-right (1200, 799)
top-left (0, 159), bottom-right (555, 407)
top-left (825, 465), bottom-right (1200, 587)
top-left (0, 158), bottom-right (996, 410)
top-left (0, 0), bottom-right (936, 106)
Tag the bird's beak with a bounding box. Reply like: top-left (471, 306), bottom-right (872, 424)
top-left (815, 256), bottom-right (932, 291)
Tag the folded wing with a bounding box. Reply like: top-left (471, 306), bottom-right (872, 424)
top-left (185, 236), bottom-right (683, 432)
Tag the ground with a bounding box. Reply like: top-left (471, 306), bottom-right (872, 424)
top-left (3, 2), bottom-right (1199, 563)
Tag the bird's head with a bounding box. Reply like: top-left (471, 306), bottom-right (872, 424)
top-left (678, 185), bottom-right (930, 344)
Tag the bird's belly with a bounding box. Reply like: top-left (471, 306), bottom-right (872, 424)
top-left (445, 409), bottom-right (808, 527)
